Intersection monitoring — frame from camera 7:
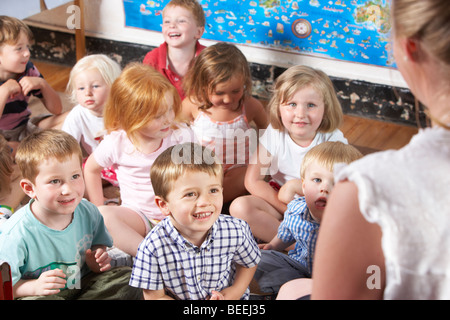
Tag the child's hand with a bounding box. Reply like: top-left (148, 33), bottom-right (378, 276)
top-left (86, 248), bottom-right (111, 273)
top-left (1, 79), bottom-right (22, 100)
top-left (34, 269), bottom-right (67, 296)
top-left (258, 243), bottom-right (273, 250)
top-left (209, 290), bottom-right (224, 300)
top-left (18, 76), bottom-right (43, 96)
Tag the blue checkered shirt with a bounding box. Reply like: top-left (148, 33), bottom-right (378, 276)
top-left (130, 215), bottom-right (261, 300)
top-left (277, 197), bottom-right (320, 275)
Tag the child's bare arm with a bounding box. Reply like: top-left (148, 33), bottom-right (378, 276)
top-left (278, 179), bottom-right (303, 204)
top-left (245, 96), bottom-right (268, 129)
top-left (13, 269), bottom-right (67, 298)
top-left (259, 235), bottom-right (295, 251)
top-left (219, 265), bottom-right (257, 300)
top-left (83, 154), bottom-right (105, 206)
top-left (181, 97), bottom-right (197, 122)
top-left (245, 145), bottom-right (287, 213)
top-left (143, 288), bottom-right (175, 300)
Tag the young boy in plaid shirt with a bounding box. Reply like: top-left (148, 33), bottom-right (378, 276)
top-left (129, 143), bottom-right (260, 300)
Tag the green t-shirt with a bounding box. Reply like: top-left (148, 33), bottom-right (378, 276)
top-left (0, 199), bottom-right (113, 287)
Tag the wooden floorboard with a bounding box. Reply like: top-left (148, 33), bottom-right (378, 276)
top-left (32, 59), bottom-right (419, 155)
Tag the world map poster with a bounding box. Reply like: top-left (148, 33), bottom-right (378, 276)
top-left (122, 0), bottom-right (393, 68)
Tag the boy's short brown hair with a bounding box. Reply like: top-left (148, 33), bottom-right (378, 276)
top-left (164, 0), bottom-right (206, 27)
top-left (15, 130), bottom-right (82, 183)
top-left (150, 143), bottom-right (223, 200)
top-left (0, 15), bottom-right (33, 47)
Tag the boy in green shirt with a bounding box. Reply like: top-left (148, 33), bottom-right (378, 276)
top-left (0, 129), bottom-right (140, 299)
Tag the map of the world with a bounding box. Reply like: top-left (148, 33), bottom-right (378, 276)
top-left (123, 0), bottom-right (393, 68)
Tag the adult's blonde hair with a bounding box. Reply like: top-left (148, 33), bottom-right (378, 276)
top-left (103, 63), bottom-right (181, 148)
top-left (0, 15), bottom-right (33, 47)
top-left (0, 135), bottom-right (13, 194)
top-left (15, 130), bottom-right (82, 184)
top-left (392, 0), bottom-right (450, 129)
top-left (268, 65), bottom-right (343, 133)
top-left (300, 141), bottom-right (362, 179)
top-left (163, 0), bottom-right (206, 27)
top-left (66, 54), bottom-right (121, 104)
top-left (183, 42), bottom-right (252, 111)
top-left (392, 0), bottom-right (450, 75)
top-left (150, 142), bottom-right (223, 200)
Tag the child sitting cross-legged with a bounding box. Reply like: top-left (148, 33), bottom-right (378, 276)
top-left (0, 129), bottom-right (142, 300)
top-left (254, 141), bottom-right (362, 298)
top-left (129, 142), bottom-right (261, 300)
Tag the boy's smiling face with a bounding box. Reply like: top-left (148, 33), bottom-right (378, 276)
top-left (155, 170), bottom-right (223, 246)
top-left (162, 5), bottom-right (204, 48)
top-left (21, 153), bottom-right (85, 229)
top-left (0, 31), bottom-right (31, 79)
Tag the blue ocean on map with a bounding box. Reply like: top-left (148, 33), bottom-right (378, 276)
top-left (123, 0), bottom-right (394, 68)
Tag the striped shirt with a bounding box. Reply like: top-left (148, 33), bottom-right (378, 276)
top-left (130, 215), bottom-right (261, 300)
top-left (277, 197), bottom-right (320, 274)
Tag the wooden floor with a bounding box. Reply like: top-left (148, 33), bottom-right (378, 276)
top-left (32, 60), bottom-right (419, 154)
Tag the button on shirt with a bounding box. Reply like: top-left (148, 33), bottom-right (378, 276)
top-left (130, 215), bottom-right (261, 300)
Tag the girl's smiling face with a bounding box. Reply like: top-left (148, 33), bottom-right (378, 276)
top-left (279, 85), bottom-right (325, 147)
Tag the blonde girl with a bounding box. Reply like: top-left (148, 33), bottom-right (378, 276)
top-left (230, 65), bottom-right (347, 243)
top-left (63, 54), bottom-right (121, 154)
top-left (62, 54), bottom-right (121, 187)
top-left (84, 63), bottom-right (194, 256)
top-left (182, 42), bottom-right (268, 203)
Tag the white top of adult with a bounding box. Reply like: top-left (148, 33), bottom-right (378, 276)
top-left (336, 126), bottom-right (450, 299)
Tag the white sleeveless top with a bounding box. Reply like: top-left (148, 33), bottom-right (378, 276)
top-left (335, 127), bottom-right (450, 299)
top-left (191, 107), bottom-right (251, 172)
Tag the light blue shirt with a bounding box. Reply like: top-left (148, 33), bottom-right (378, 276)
top-left (0, 199), bottom-right (113, 287)
top-left (277, 197), bottom-right (320, 274)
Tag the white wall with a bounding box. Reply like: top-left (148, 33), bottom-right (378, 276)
top-left (25, 0), bottom-right (407, 88)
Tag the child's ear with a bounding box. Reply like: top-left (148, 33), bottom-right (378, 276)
top-left (20, 179), bottom-right (36, 199)
top-left (195, 26), bottom-right (204, 39)
top-left (155, 196), bottom-right (171, 217)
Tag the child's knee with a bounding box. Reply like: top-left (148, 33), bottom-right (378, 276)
top-left (229, 196), bottom-right (251, 219)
